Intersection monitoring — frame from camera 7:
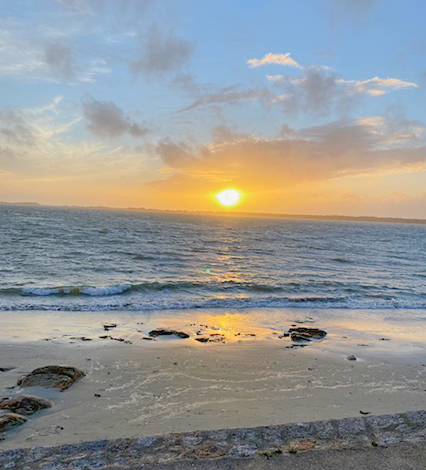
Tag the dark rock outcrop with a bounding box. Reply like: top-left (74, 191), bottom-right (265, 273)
top-left (148, 329), bottom-right (190, 339)
top-left (0, 413), bottom-right (28, 432)
top-left (289, 327), bottom-right (327, 342)
top-left (0, 395), bottom-right (53, 415)
top-left (17, 366), bottom-right (85, 391)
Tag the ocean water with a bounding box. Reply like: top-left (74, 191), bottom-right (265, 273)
top-left (1, 204), bottom-right (426, 312)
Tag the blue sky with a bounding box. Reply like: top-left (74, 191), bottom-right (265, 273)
top-left (0, 0), bottom-right (425, 216)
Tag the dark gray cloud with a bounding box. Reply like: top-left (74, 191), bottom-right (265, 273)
top-left (268, 66), bottom-right (356, 116)
top-left (81, 95), bottom-right (149, 138)
top-left (131, 25), bottom-right (194, 78)
top-left (44, 42), bottom-right (75, 80)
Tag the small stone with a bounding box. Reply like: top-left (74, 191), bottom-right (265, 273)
top-left (0, 413), bottom-right (28, 433)
top-left (103, 324), bottom-right (117, 331)
top-left (347, 355), bottom-right (357, 361)
top-left (0, 395), bottom-right (53, 415)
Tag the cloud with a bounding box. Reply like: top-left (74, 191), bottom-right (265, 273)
top-left (81, 95), bottom-right (149, 139)
top-left (44, 42), bottom-right (75, 80)
top-left (267, 66), bottom-right (350, 115)
top-left (55, 0), bottom-right (156, 17)
top-left (0, 26), bottom-right (109, 83)
top-left (247, 52), bottom-right (300, 68)
top-left (337, 77), bottom-right (417, 96)
top-left (178, 85), bottom-right (275, 113)
top-left (0, 98), bottom-right (151, 187)
top-left (267, 67), bottom-right (417, 115)
top-left (0, 108), bottom-right (37, 147)
top-left (131, 25), bottom-right (193, 77)
top-left (151, 117), bottom-right (426, 192)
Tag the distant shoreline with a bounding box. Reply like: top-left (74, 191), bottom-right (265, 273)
top-left (1, 200), bottom-right (426, 225)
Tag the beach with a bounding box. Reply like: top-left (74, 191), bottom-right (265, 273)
top-left (1, 308), bottom-right (426, 451)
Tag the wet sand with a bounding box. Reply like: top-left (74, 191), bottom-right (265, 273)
top-left (0, 308), bottom-right (426, 450)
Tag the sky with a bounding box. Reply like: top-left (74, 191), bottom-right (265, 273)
top-left (0, 0), bottom-right (426, 217)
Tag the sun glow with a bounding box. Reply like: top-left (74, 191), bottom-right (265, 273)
top-left (215, 189), bottom-right (242, 207)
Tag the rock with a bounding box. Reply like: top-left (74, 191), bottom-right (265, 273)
top-left (195, 334), bottom-right (225, 343)
top-left (103, 324), bottom-right (117, 331)
top-left (289, 327), bottom-right (327, 341)
top-left (347, 355), bottom-right (357, 361)
top-left (69, 337), bottom-right (92, 341)
top-left (99, 335), bottom-right (132, 344)
top-left (17, 366), bottom-right (86, 390)
top-left (0, 413), bottom-right (28, 432)
top-left (0, 395), bottom-right (53, 415)
top-left (0, 367), bottom-right (15, 372)
top-left (291, 333), bottom-right (313, 342)
top-left (149, 329), bottom-right (189, 339)
top-left (195, 337), bottom-right (209, 343)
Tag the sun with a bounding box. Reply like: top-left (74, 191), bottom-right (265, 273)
top-left (215, 189), bottom-right (241, 207)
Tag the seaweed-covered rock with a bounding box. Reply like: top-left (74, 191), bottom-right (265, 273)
top-left (148, 329), bottom-right (190, 339)
top-left (289, 327), bottom-right (327, 342)
top-left (17, 366), bottom-right (85, 391)
top-left (0, 413), bottom-right (28, 432)
top-left (0, 395), bottom-right (53, 415)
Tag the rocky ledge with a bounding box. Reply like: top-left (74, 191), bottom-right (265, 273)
top-left (1, 410), bottom-right (425, 469)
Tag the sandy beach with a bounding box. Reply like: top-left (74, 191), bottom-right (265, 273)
top-left (1, 308), bottom-right (425, 451)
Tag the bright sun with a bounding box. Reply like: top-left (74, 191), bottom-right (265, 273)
top-left (215, 189), bottom-right (241, 207)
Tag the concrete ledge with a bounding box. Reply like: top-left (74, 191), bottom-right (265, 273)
top-left (1, 410), bottom-right (426, 469)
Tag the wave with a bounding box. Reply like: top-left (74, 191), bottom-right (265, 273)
top-left (1, 280), bottom-right (287, 297)
top-left (0, 294), bottom-right (425, 312)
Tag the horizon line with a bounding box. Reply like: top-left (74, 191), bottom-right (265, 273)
top-left (1, 200), bottom-right (426, 225)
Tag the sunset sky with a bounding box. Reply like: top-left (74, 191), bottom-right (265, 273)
top-left (1, 0), bottom-right (426, 217)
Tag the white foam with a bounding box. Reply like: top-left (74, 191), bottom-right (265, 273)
top-left (80, 285), bottom-right (132, 296)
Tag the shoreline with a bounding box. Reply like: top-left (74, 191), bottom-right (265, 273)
top-left (1, 308), bottom-right (425, 451)
top-left (0, 307), bottom-right (426, 450)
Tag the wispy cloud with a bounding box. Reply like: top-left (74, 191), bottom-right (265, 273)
top-left (337, 77), bottom-right (418, 95)
top-left (131, 25), bottom-right (194, 78)
top-left (0, 25), bottom-right (110, 83)
top-left (247, 52), bottom-right (300, 68)
top-left (177, 85), bottom-right (275, 113)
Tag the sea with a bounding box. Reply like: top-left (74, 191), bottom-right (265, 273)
top-left (1, 204), bottom-right (426, 314)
